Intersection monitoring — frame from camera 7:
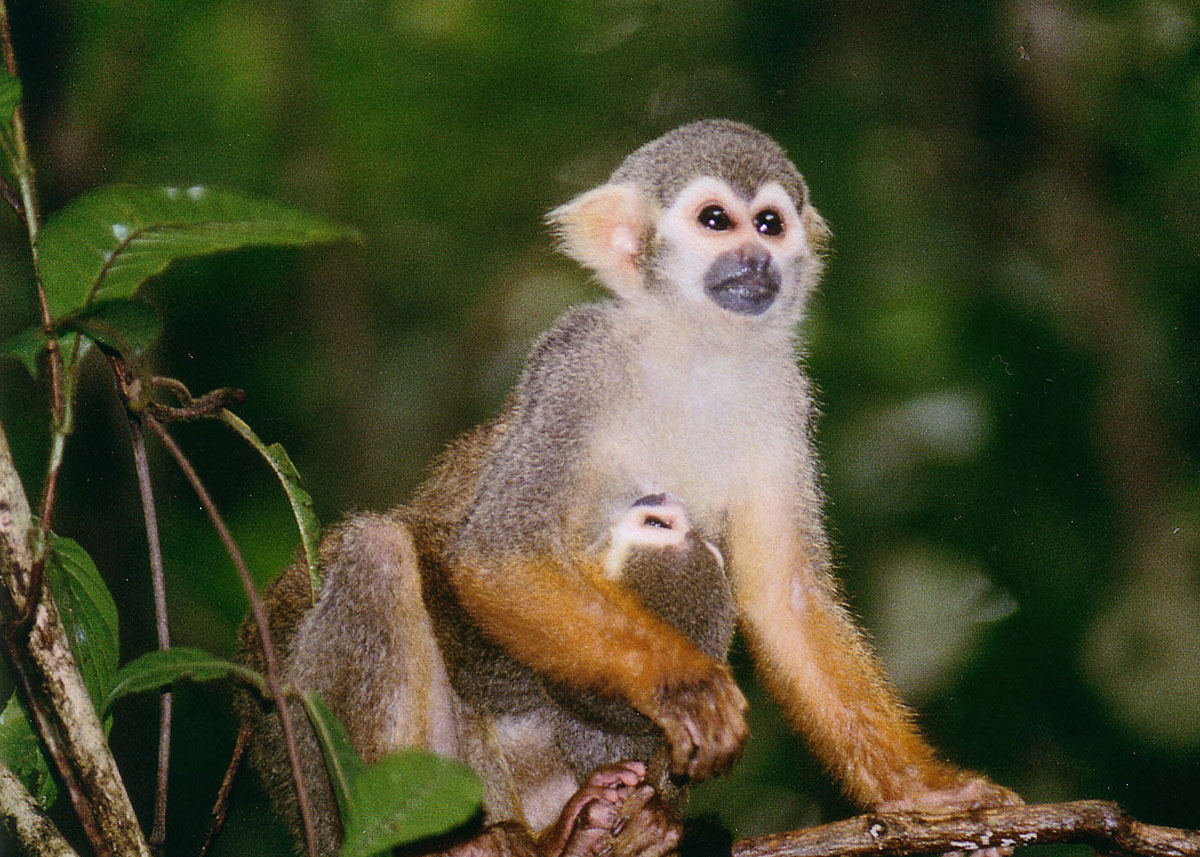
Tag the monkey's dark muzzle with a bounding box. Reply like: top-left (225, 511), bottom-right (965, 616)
top-left (703, 246), bottom-right (780, 316)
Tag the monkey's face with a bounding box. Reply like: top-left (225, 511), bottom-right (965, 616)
top-left (548, 122), bottom-right (829, 325)
top-left (550, 176), bottom-right (825, 326)
top-left (654, 177), bottom-right (812, 318)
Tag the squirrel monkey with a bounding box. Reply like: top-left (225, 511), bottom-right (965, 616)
top-left (239, 119), bottom-right (1020, 857)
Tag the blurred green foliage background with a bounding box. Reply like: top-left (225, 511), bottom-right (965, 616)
top-left (1, 0), bottom-right (1198, 854)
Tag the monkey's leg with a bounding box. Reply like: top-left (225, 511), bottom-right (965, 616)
top-left (246, 511), bottom-right (464, 855)
top-left (288, 511), bottom-right (461, 761)
top-left (254, 513), bottom-right (678, 857)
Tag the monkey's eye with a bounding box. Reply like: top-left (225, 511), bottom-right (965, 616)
top-left (698, 205), bottom-right (732, 231)
top-left (753, 209), bottom-right (784, 236)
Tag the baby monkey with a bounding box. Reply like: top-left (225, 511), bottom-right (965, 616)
top-left (516, 493), bottom-right (736, 857)
top-left (551, 493), bottom-right (735, 785)
top-left (240, 119), bottom-right (1020, 857)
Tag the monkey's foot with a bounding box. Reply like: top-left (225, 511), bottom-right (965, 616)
top-left (540, 761), bottom-right (681, 857)
top-left (607, 781), bottom-right (681, 857)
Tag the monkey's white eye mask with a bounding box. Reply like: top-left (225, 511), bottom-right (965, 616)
top-left (656, 178), bottom-right (808, 316)
top-left (601, 494), bottom-right (726, 580)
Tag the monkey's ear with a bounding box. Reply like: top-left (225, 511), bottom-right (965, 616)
top-left (547, 184), bottom-right (647, 298)
top-left (803, 206), bottom-right (832, 256)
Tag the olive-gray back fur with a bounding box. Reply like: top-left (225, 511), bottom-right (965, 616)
top-left (610, 119), bottom-right (808, 209)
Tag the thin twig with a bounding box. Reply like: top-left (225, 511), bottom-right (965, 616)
top-left (0, 172), bottom-right (25, 223)
top-left (199, 720), bottom-right (253, 857)
top-left (126, 412), bottom-right (173, 849)
top-left (732, 800), bottom-right (1200, 857)
top-left (144, 376), bottom-right (245, 423)
top-left (143, 416), bottom-right (320, 857)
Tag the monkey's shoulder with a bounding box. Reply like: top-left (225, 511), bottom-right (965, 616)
top-left (411, 304), bottom-right (623, 525)
top-left (500, 302), bottom-right (634, 442)
top-left (519, 301), bottom-right (629, 390)
top-left (412, 418), bottom-right (504, 521)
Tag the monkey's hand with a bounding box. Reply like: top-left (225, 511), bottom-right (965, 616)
top-left (646, 661), bottom-right (748, 781)
top-left (876, 772), bottom-right (1023, 814)
top-left (538, 761), bottom-right (681, 857)
top-left (877, 773), bottom-right (1023, 857)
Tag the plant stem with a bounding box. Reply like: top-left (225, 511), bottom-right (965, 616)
top-left (0, 172), bottom-right (26, 221)
top-left (0, 0), bottom-right (69, 625)
top-left (143, 417), bottom-right (320, 857)
top-left (199, 721), bottom-right (253, 857)
top-left (0, 1), bottom-right (40, 240)
top-left (127, 416), bottom-right (173, 849)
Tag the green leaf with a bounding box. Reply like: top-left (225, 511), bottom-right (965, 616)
top-left (1, 301), bottom-right (156, 377)
top-left (0, 697), bottom-right (58, 808)
top-left (0, 73), bottom-right (19, 141)
top-left (221, 410), bottom-right (322, 600)
top-left (341, 749), bottom-right (483, 857)
top-left (0, 654), bottom-right (11, 711)
top-left (38, 184), bottom-right (359, 320)
top-left (301, 693), bottom-right (363, 824)
top-left (105, 647), bottom-right (267, 712)
top-left (0, 325), bottom-right (48, 377)
top-left (58, 298), bottom-right (163, 360)
top-left (46, 535), bottom-right (119, 709)
top-left (299, 693), bottom-right (482, 857)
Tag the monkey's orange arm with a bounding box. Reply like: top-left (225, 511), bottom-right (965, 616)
top-left (729, 501), bottom-right (967, 806)
top-left (448, 551), bottom-right (717, 711)
top-left (449, 547), bottom-right (748, 779)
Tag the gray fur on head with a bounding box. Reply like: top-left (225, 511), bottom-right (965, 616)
top-left (610, 119), bottom-right (808, 210)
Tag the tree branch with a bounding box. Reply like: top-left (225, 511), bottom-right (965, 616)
top-left (0, 759), bottom-right (79, 857)
top-left (0, 425), bottom-right (106, 852)
top-left (733, 801), bottom-right (1199, 857)
top-left (0, 423), bottom-right (151, 857)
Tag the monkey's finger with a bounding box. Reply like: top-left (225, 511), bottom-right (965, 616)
top-left (613, 783), bottom-right (656, 831)
top-left (611, 760), bottom-right (646, 787)
top-left (663, 716), bottom-right (700, 778)
top-left (559, 799), bottom-right (620, 857)
top-left (586, 761), bottom-right (646, 792)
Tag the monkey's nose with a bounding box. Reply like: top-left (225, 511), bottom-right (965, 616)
top-left (734, 243), bottom-right (772, 268)
top-left (704, 243), bottom-right (781, 316)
